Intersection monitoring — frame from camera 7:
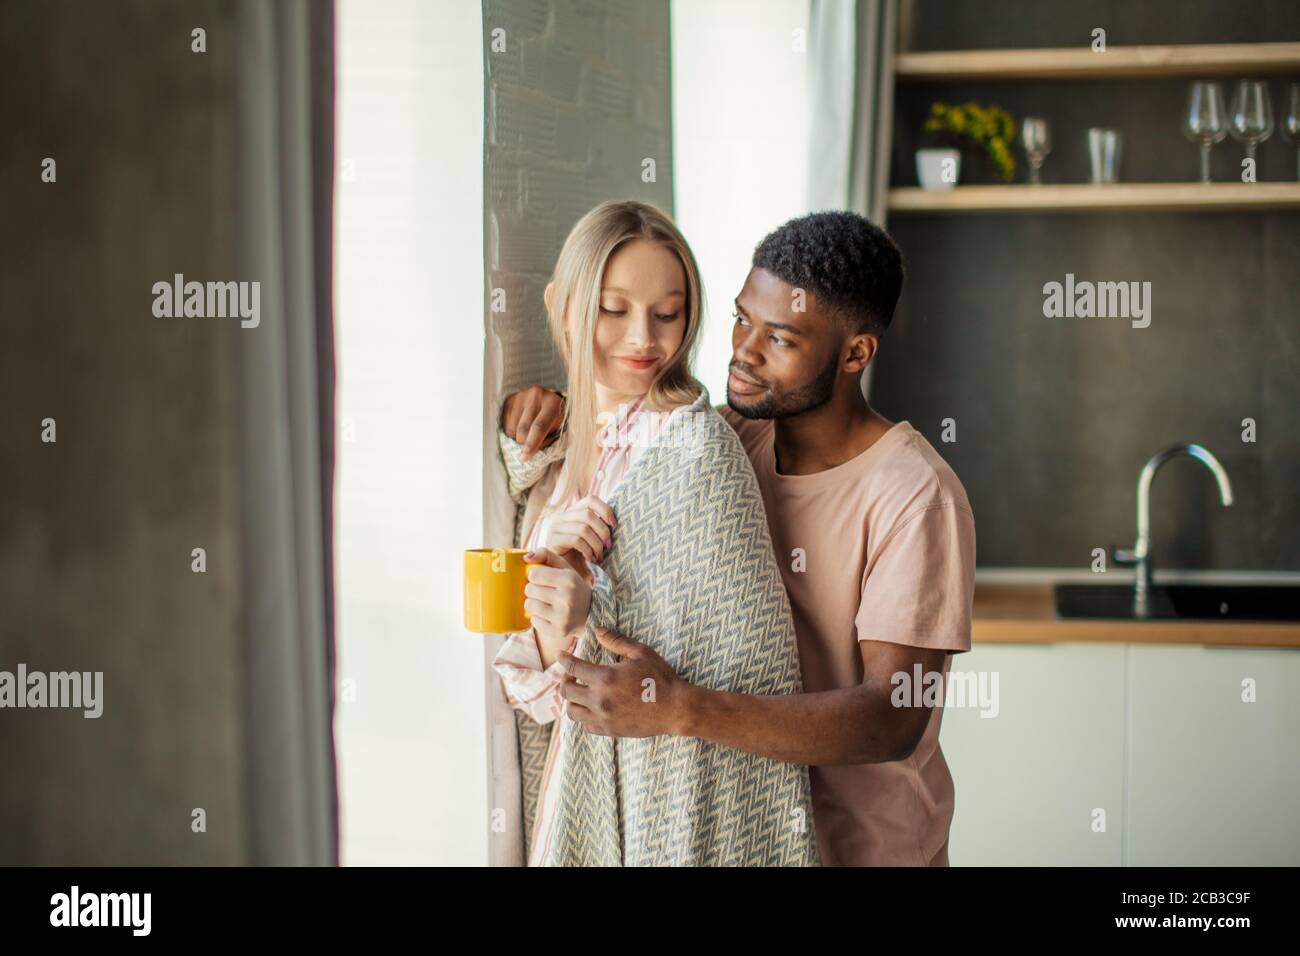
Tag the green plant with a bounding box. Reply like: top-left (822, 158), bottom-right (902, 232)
top-left (924, 101), bottom-right (1017, 182)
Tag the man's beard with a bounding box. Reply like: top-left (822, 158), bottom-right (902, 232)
top-left (727, 352), bottom-right (839, 420)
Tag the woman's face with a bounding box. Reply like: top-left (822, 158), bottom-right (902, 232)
top-left (583, 238), bottom-right (687, 396)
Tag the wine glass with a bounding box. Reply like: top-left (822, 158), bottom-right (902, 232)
top-left (1182, 80), bottom-right (1228, 183)
top-left (1283, 83), bottom-right (1300, 181)
top-left (1021, 117), bottom-right (1051, 185)
top-left (1229, 79), bottom-right (1274, 163)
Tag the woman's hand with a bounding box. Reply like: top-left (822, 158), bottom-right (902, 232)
top-left (524, 547), bottom-right (593, 661)
top-left (547, 495), bottom-right (616, 565)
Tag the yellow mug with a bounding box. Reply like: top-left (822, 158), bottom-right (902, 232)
top-left (463, 548), bottom-right (537, 633)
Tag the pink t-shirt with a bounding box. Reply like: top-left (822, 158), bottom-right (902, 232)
top-left (721, 407), bottom-right (977, 866)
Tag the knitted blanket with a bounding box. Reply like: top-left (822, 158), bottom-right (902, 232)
top-left (544, 398), bottom-right (820, 866)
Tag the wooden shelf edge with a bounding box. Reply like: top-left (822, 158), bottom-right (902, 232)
top-left (972, 585), bottom-right (1300, 648)
top-left (887, 183), bottom-right (1300, 214)
top-left (896, 42), bottom-right (1300, 82)
top-left (973, 619), bottom-right (1300, 649)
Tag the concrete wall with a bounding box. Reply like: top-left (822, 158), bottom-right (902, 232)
top-left (0, 0), bottom-right (248, 863)
top-left (484, 0), bottom-right (676, 398)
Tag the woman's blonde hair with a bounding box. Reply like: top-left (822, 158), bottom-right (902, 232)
top-left (547, 199), bottom-right (704, 505)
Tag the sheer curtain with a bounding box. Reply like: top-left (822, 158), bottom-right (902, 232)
top-left (807, 0), bottom-right (897, 399)
top-left (808, 0), bottom-right (897, 222)
top-left (332, 0), bottom-right (487, 865)
top-left (671, 0), bottom-right (815, 405)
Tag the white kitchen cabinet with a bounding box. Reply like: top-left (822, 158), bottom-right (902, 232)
top-left (942, 642), bottom-right (1126, 865)
top-left (941, 641), bottom-right (1300, 865)
top-left (1125, 644), bottom-right (1300, 865)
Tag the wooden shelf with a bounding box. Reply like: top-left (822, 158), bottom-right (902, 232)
top-left (887, 183), bottom-right (1300, 214)
top-left (895, 42), bottom-right (1300, 82)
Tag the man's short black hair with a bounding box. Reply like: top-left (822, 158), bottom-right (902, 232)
top-left (751, 210), bottom-right (904, 336)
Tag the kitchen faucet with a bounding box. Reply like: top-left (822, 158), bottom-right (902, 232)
top-left (1113, 443), bottom-right (1234, 611)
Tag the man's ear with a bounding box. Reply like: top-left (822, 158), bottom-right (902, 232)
top-left (843, 332), bottom-right (879, 373)
top-left (543, 281), bottom-right (556, 318)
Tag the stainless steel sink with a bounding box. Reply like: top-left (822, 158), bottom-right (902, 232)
top-left (1057, 442), bottom-right (1300, 622)
top-left (1055, 583), bottom-right (1300, 622)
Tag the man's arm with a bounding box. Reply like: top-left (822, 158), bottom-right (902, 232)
top-left (560, 630), bottom-right (946, 766)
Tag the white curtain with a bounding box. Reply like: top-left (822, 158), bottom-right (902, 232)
top-left (808, 0), bottom-right (897, 401)
top-left (808, 0), bottom-right (896, 223)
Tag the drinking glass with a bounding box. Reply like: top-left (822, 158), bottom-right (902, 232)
top-left (1182, 81), bottom-right (1228, 183)
top-left (1021, 117), bottom-right (1051, 185)
top-left (1229, 79), bottom-right (1274, 162)
top-left (1086, 129), bottom-right (1123, 183)
top-left (1283, 82), bottom-right (1300, 180)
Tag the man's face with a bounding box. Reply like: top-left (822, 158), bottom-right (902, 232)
top-left (726, 267), bottom-right (843, 419)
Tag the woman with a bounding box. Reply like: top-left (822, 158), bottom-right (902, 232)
top-left (492, 199), bottom-right (818, 866)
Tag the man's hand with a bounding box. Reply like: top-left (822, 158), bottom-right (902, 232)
top-left (502, 386), bottom-right (566, 460)
top-left (558, 627), bottom-right (687, 738)
top-left (558, 630), bottom-right (949, 765)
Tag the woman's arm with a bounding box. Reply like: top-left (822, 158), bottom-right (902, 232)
top-left (494, 544), bottom-right (594, 724)
top-left (492, 627), bottom-right (575, 725)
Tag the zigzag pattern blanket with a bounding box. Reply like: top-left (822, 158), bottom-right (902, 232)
top-left (544, 398), bottom-right (820, 866)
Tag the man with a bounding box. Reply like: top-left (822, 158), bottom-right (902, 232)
top-left (503, 211), bottom-right (976, 866)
